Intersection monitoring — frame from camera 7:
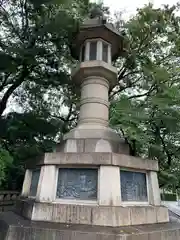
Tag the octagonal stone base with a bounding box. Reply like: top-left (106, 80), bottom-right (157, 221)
top-left (0, 211), bottom-right (180, 240)
top-left (15, 199), bottom-right (169, 227)
top-left (22, 151), bottom-right (167, 227)
top-left (21, 126), bottom-right (167, 229)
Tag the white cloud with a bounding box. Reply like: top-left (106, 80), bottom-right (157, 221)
top-left (92, 0), bottom-right (179, 19)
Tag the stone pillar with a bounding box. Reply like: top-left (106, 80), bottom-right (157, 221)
top-left (148, 171), bottom-right (161, 206)
top-left (99, 166), bottom-right (121, 206)
top-left (97, 41), bottom-right (102, 60)
top-left (36, 165), bottom-right (57, 202)
top-left (108, 45), bottom-right (111, 64)
top-left (78, 76), bottom-right (109, 128)
top-left (85, 42), bottom-right (90, 61)
top-left (21, 169), bottom-right (32, 197)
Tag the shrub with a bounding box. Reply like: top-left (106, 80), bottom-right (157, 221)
top-left (161, 193), bottom-right (177, 201)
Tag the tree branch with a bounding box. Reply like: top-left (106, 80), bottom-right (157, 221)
top-left (128, 84), bottom-right (156, 100)
top-left (0, 73), bottom-right (11, 92)
top-left (21, 0), bottom-right (29, 41)
top-left (110, 71), bottom-right (141, 99)
top-left (149, 106), bottom-right (173, 167)
top-left (50, 102), bottom-right (76, 123)
top-left (0, 5), bottom-right (22, 42)
top-left (154, 122), bottom-right (173, 167)
top-left (109, 85), bottom-right (127, 99)
top-left (118, 67), bottom-right (126, 81)
top-left (137, 32), bottom-right (151, 53)
top-left (66, 102), bottom-right (73, 121)
top-left (123, 70), bottom-right (140, 79)
top-left (0, 66), bottom-right (28, 116)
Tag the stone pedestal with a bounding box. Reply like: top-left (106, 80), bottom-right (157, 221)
top-left (19, 148), bottom-right (169, 226)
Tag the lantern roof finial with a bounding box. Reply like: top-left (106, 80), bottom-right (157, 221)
top-left (89, 4), bottom-right (104, 19)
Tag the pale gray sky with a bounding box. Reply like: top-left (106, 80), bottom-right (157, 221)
top-left (92, 0), bottom-right (179, 19)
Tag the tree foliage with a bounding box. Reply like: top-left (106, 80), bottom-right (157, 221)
top-left (0, 147), bottom-right (13, 188)
top-left (110, 3), bottom-right (180, 189)
top-left (0, 0), bottom-right (89, 189)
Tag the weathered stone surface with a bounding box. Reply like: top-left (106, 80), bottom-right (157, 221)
top-left (148, 171), bottom-right (161, 206)
top-left (76, 139), bottom-right (85, 152)
top-left (92, 206), bottom-right (115, 226)
top-left (32, 152), bottom-right (158, 172)
top-left (52, 204), bottom-right (92, 225)
top-left (16, 200), bottom-right (169, 227)
top-left (64, 128), bottom-right (121, 142)
top-left (117, 207), bottom-right (131, 226)
top-left (55, 138), bottom-right (129, 154)
top-left (92, 206), bottom-right (131, 227)
top-left (95, 139), bottom-right (113, 152)
top-left (36, 165), bottom-right (57, 203)
top-left (145, 206), bottom-right (157, 224)
top-left (22, 199), bottom-right (33, 219)
top-left (71, 61), bottom-right (117, 89)
top-left (126, 234), bottom-right (149, 240)
top-left (21, 170), bottom-right (32, 198)
top-left (64, 139), bottom-right (85, 152)
top-left (157, 206), bottom-right (169, 223)
top-left (161, 229), bottom-right (179, 240)
top-left (1, 211), bottom-right (180, 240)
top-left (52, 203), bottom-right (67, 223)
top-left (84, 139), bottom-right (97, 152)
top-left (43, 152), bottom-right (112, 165)
top-left (99, 165), bottom-right (121, 206)
top-left (130, 207), bottom-right (146, 225)
top-left (113, 154), bottom-right (159, 171)
top-left (148, 231), bottom-right (162, 240)
top-left (32, 202), bottom-right (53, 221)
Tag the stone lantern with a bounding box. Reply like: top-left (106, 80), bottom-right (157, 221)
top-left (65, 16), bottom-right (127, 145)
top-left (16, 13), bottom-right (169, 228)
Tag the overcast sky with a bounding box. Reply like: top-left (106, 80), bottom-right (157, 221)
top-left (92, 0), bottom-right (179, 19)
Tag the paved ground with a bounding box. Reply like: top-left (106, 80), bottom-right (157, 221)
top-left (163, 201), bottom-right (180, 216)
top-left (162, 201), bottom-right (180, 223)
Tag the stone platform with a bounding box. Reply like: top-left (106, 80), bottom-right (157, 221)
top-left (21, 151), bottom-right (167, 226)
top-left (15, 199), bottom-right (169, 226)
top-left (1, 211), bottom-right (180, 240)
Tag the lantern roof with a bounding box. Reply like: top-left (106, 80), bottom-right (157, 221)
top-left (70, 16), bottom-right (127, 61)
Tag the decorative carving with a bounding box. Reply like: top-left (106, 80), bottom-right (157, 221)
top-left (120, 170), bottom-right (148, 202)
top-left (29, 169), bottom-right (40, 197)
top-left (56, 168), bottom-right (98, 200)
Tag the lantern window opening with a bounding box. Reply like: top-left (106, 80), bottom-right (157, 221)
top-left (80, 44), bottom-right (85, 62)
top-left (80, 38), bottom-right (112, 63)
top-left (102, 41), bottom-right (108, 62)
top-left (89, 41), bottom-right (97, 61)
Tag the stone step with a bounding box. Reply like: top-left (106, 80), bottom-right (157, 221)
top-left (1, 211), bottom-right (180, 240)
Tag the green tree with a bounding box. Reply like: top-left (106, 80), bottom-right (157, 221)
top-left (0, 0), bottom-right (90, 189)
top-left (110, 3), bottom-right (180, 189)
top-left (0, 148), bottom-right (13, 188)
top-left (1, 0), bottom-right (180, 192)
